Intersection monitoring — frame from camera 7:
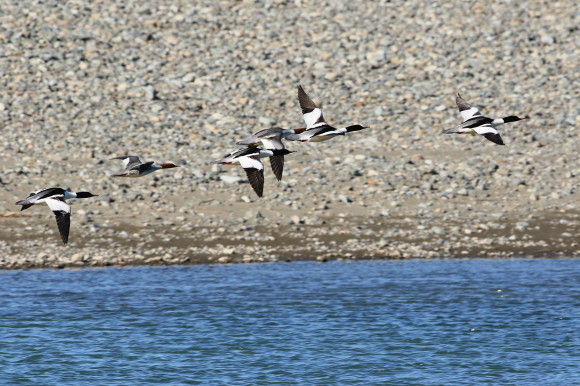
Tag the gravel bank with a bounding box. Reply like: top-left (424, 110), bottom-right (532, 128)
top-left (0, 0), bottom-right (578, 269)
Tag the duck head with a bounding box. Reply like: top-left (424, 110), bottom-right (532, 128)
top-left (503, 116), bottom-right (528, 123)
top-left (76, 192), bottom-right (99, 198)
top-left (159, 163), bottom-right (180, 169)
top-left (345, 125), bottom-right (370, 133)
top-left (272, 149), bottom-right (297, 156)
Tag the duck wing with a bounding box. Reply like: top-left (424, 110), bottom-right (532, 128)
top-left (239, 156), bottom-right (265, 197)
top-left (136, 161), bottom-right (155, 174)
top-left (298, 85), bottom-right (326, 129)
top-left (112, 155), bottom-right (143, 170)
top-left (473, 125), bottom-right (505, 145)
top-left (483, 133), bottom-right (505, 145)
top-left (456, 93), bottom-right (484, 122)
top-left (269, 155), bottom-right (284, 181)
top-left (16, 188), bottom-right (65, 206)
top-left (45, 197), bottom-right (71, 245)
top-left (236, 127), bottom-right (286, 147)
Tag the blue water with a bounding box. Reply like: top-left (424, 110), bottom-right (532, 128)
top-left (1, 259), bottom-right (578, 385)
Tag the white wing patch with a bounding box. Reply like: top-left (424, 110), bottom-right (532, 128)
top-left (473, 125), bottom-right (498, 135)
top-left (260, 138), bottom-right (284, 150)
top-left (238, 156), bottom-right (264, 171)
top-left (322, 128), bottom-right (346, 136)
top-left (303, 108), bottom-right (323, 129)
top-left (44, 198), bottom-right (71, 214)
top-left (301, 130), bottom-right (318, 141)
top-left (460, 107), bottom-right (481, 122)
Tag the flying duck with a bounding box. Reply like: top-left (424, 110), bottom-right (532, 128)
top-left (109, 155), bottom-right (179, 177)
top-left (236, 127), bottom-right (298, 181)
top-left (286, 85), bottom-right (369, 142)
top-left (210, 147), bottom-right (295, 197)
top-left (15, 188), bottom-right (98, 245)
top-left (443, 93), bottom-right (527, 145)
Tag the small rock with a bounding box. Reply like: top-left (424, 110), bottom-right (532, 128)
top-left (515, 222), bottom-right (528, 231)
top-left (366, 50), bottom-right (385, 65)
top-left (431, 226), bottom-right (445, 235)
top-left (144, 85), bottom-right (157, 100)
top-left (220, 175), bottom-right (243, 184)
top-left (338, 195), bottom-right (352, 203)
top-left (182, 73), bottom-right (196, 83)
top-left (258, 116), bottom-right (273, 125)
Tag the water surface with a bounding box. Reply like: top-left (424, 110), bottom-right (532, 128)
top-left (1, 259), bottom-right (578, 384)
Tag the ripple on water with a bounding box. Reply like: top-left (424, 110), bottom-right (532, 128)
top-left (0, 259), bottom-right (578, 384)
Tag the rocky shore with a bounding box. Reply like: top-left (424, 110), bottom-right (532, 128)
top-left (0, 0), bottom-right (578, 269)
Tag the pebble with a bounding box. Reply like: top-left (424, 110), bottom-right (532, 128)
top-left (220, 175), bottom-right (244, 184)
top-left (338, 195), bottom-right (352, 203)
top-left (431, 226), bottom-right (445, 236)
top-left (515, 222), bottom-right (529, 231)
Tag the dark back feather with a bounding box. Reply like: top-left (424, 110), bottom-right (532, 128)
top-left (136, 161), bottom-right (155, 173)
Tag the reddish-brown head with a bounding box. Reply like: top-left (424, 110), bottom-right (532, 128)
top-left (160, 163), bottom-right (179, 169)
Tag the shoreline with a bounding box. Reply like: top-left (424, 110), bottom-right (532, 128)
top-left (0, 253), bottom-right (577, 272)
top-left (1, 209), bottom-right (578, 270)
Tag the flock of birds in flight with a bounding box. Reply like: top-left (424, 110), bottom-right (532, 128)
top-left (15, 86), bottom-right (527, 245)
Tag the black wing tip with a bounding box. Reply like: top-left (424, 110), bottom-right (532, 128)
top-left (297, 85), bottom-right (306, 97)
top-left (111, 155), bottom-right (138, 160)
top-left (53, 211), bottom-right (71, 246)
top-left (455, 93), bottom-right (473, 112)
top-left (297, 84), bottom-right (306, 97)
top-left (244, 168), bottom-right (265, 198)
top-left (269, 155), bottom-right (284, 182)
top-left (483, 133), bottom-right (505, 145)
